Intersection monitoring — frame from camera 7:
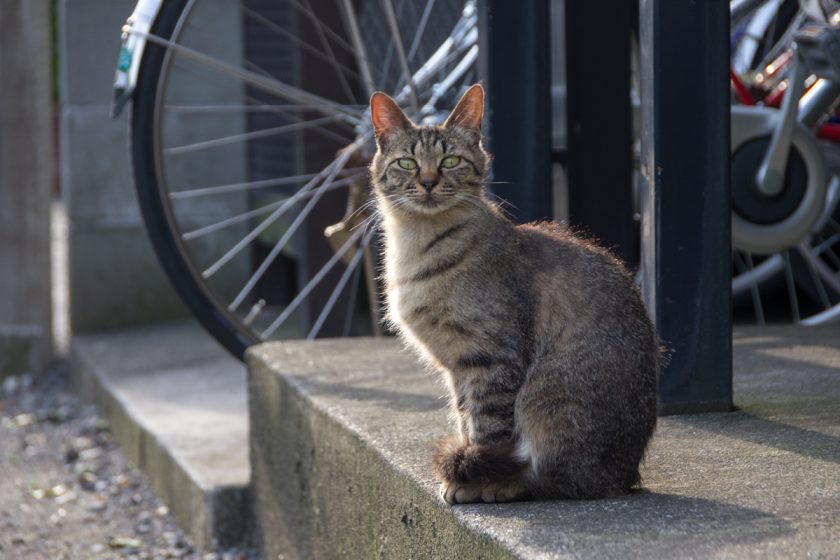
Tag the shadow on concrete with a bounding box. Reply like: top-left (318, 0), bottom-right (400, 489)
top-left (671, 410), bottom-right (840, 466)
top-left (462, 491), bottom-right (795, 552)
top-left (296, 375), bottom-right (444, 413)
top-left (723, 326), bottom-right (840, 464)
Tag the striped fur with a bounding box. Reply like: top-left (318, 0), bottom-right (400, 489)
top-left (370, 85), bottom-right (660, 504)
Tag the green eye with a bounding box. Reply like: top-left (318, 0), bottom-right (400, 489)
top-left (441, 156), bottom-right (461, 169)
top-left (397, 158), bottom-right (417, 170)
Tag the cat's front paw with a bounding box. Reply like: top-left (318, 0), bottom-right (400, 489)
top-left (439, 481), bottom-right (483, 505)
top-left (480, 481), bottom-right (530, 503)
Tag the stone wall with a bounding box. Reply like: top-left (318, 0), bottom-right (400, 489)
top-left (59, 0), bottom-right (189, 330)
top-left (0, 0), bottom-right (54, 377)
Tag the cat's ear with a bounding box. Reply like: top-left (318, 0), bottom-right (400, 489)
top-left (370, 92), bottom-right (412, 146)
top-left (444, 84), bottom-right (484, 131)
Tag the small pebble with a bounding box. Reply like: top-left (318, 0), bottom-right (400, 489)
top-left (46, 405), bottom-right (72, 424)
top-left (14, 414), bottom-right (34, 428)
top-left (110, 536), bottom-right (142, 549)
top-left (55, 490), bottom-right (77, 505)
top-left (3, 376), bottom-right (19, 397)
top-left (88, 497), bottom-right (107, 512)
top-left (79, 447), bottom-right (102, 461)
top-left (78, 470), bottom-right (97, 490)
top-left (64, 447), bottom-right (79, 463)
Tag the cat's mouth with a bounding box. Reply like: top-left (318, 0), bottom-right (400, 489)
top-left (394, 193), bottom-right (451, 215)
top-left (422, 195), bottom-right (439, 208)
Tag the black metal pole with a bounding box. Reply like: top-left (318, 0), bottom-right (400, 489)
top-left (564, 1), bottom-right (636, 265)
top-left (478, 0), bottom-right (552, 223)
top-left (639, 0), bottom-right (733, 414)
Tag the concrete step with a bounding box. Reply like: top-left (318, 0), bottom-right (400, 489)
top-left (70, 322), bottom-right (250, 549)
top-left (247, 326), bottom-right (840, 559)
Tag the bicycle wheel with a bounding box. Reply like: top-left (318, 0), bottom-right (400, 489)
top-left (732, 160), bottom-right (840, 325)
top-left (131, 0), bottom-right (479, 359)
top-left (728, 0), bottom-right (840, 324)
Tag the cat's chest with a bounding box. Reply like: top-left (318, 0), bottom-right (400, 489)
top-left (386, 253), bottom-right (457, 322)
top-left (384, 235), bottom-right (469, 352)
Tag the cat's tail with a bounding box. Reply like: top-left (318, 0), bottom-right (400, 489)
top-left (433, 437), bottom-right (529, 484)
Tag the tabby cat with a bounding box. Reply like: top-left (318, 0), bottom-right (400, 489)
top-left (369, 84), bottom-right (659, 504)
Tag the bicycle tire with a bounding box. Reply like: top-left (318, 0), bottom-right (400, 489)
top-left (132, 0), bottom-right (256, 359)
top-left (130, 0), bottom-right (479, 359)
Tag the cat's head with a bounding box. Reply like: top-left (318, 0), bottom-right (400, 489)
top-left (369, 84), bottom-right (489, 216)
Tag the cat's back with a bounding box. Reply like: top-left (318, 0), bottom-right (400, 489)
top-left (513, 221), bottom-right (657, 354)
top-left (513, 221), bottom-right (636, 297)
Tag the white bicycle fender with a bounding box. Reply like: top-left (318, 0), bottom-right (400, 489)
top-left (112, 0), bottom-right (163, 118)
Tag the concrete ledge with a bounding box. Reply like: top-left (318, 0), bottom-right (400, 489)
top-left (247, 327), bottom-right (840, 559)
top-left (248, 339), bottom-right (513, 560)
top-left (70, 322), bottom-right (250, 549)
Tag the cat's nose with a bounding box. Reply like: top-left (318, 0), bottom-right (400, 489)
top-left (419, 177), bottom-right (438, 193)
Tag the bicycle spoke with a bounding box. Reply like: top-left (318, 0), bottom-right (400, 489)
top-left (796, 243), bottom-right (833, 310)
top-left (289, 0), bottom-right (366, 63)
top-left (301, 0), bottom-right (358, 103)
top-left (180, 176), bottom-right (360, 241)
top-left (732, 253), bottom-right (782, 294)
top-left (243, 57), bottom-right (279, 81)
top-left (242, 299), bottom-right (266, 327)
top-left (341, 252), bottom-right (365, 336)
top-left (738, 251), bottom-right (766, 325)
top-left (307, 229), bottom-right (375, 339)
top-left (228, 140), bottom-right (365, 312)
top-left (165, 103), bottom-right (367, 113)
top-left (815, 234), bottom-right (840, 269)
top-left (261, 222), bottom-right (367, 338)
top-left (797, 241), bottom-right (840, 293)
top-left (242, 4), bottom-right (363, 99)
top-left (800, 302), bottom-right (840, 325)
top-left (382, 0), bottom-right (420, 112)
top-left (170, 169), bottom-right (363, 199)
top-left (165, 61), bottom-right (361, 146)
top-left (782, 250), bottom-right (801, 323)
top-left (378, 0), bottom-right (410, 92)
top-left (392, 15), bottom-right (478, 105)
top-left (338, 0), bottom-right (377, 94)
top-left (137, 28), bottom-right (362, 124)
top-left (420, 44), bottom-right (478, 114)
top-left (408, 0), bottom-right (437, 62)
top-left (164, 114), bottom-right (353, 155)
top-left (201, 155), bottom-right (348, 279)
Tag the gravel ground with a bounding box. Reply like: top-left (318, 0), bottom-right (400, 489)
top-left (0, 369), bottom-right (258, 560)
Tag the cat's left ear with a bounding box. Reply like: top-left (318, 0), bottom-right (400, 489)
top-left (444, 84), bottom-right (484, 131)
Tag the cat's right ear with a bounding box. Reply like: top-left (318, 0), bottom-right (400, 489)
top-left (370, 92), bottom-right (412, 146)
